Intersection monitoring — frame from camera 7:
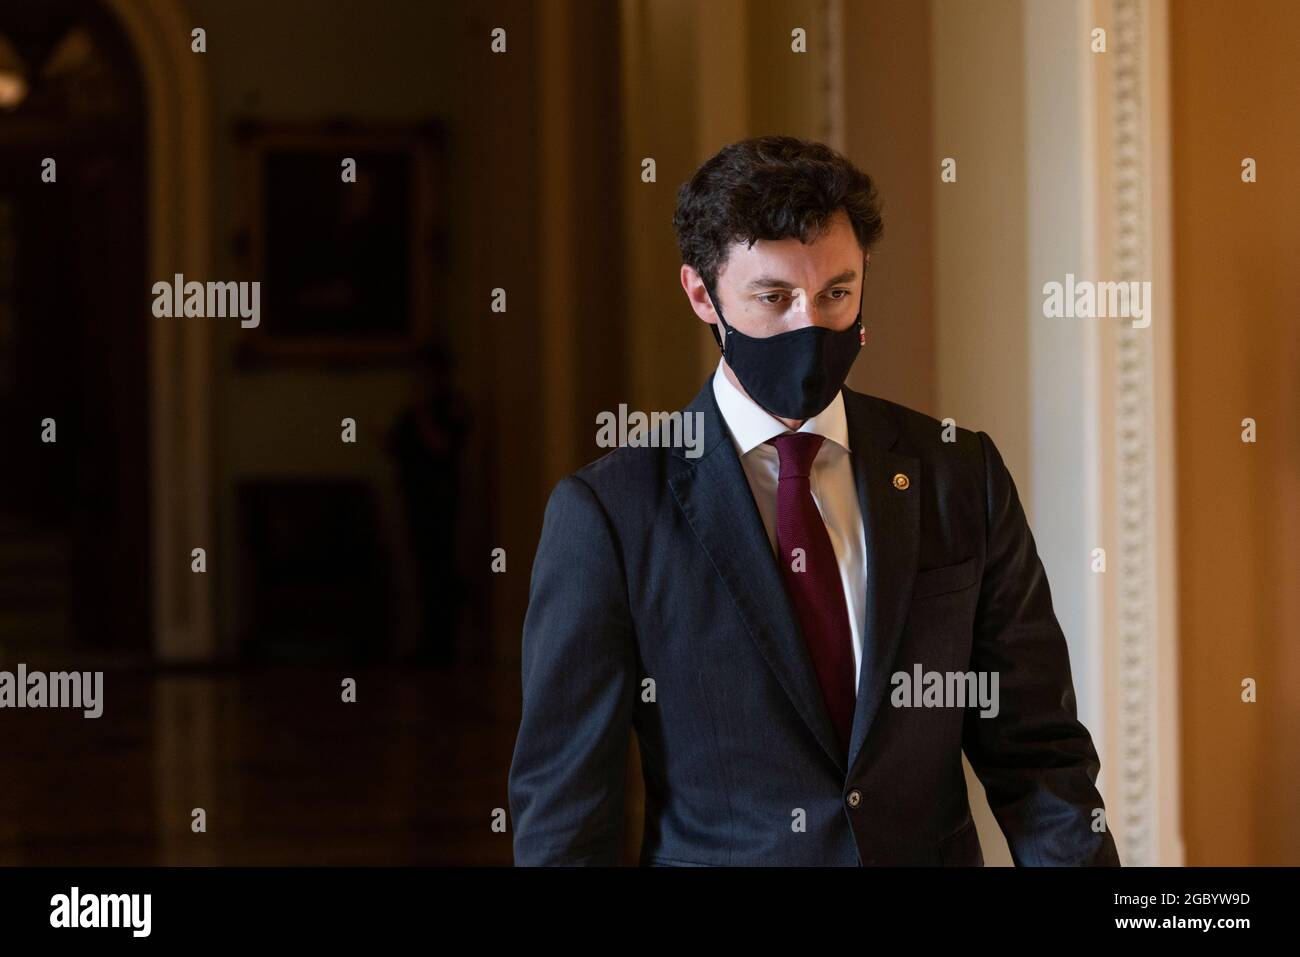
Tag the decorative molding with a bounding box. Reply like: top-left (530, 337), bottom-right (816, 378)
top-left (1110, 0), bottom-right (1158, 866)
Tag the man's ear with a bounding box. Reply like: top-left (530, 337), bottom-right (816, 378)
top-left (680, 264), bottom-right (720, 327)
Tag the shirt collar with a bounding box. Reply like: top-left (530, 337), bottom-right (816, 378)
top-left (711, 357), bottom-right (851, 456)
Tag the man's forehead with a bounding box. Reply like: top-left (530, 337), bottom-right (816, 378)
top-left (720, 236), bottom-right (863, 285)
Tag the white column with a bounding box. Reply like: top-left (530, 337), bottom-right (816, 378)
top-left (106, 0), bottom-right (214, 662)
top-left (1024, 0), bottom-right (1183, 866)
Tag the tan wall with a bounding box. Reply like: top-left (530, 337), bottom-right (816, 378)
top-left (842, 0), bottom-right (936, 415)
top-left (929, 0), bottom-right (1026, 482)
top-left (927, 0), bottom-right (1028, 868)
top-left (746, 0), bottom-right (828, 140)
top-left (1171, 0), bottom-right (1300, 865)
top-left (621, 0), bottom-right (711, 414)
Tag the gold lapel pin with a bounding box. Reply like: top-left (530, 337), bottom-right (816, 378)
top-left (892, 473), bottom-right (910, 490)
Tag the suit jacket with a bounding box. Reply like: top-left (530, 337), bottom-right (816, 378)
top-left (508, 377), bottom-right (1122, 866)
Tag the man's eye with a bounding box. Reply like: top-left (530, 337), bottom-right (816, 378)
top-left (757, 289), bottom-right (850, 306)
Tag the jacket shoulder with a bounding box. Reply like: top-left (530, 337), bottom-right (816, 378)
top-left (545, 443), bottom-right (682, 526)
top-left (848, 389), bottom-right (985, 465)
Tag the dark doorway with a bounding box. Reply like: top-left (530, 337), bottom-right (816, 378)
top-left (0, 0), bottom-right (149, 654)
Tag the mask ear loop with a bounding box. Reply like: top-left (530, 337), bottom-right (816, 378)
top-left (705, 283), bottom-right (727, 353)
top-left (858, 253), bottom-right (870, 345)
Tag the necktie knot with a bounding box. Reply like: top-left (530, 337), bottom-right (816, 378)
top-left (766, 432), bottom-right (825, 480)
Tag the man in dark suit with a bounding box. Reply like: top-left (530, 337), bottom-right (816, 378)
top-left (508, 135), bottom-right (1121, 867)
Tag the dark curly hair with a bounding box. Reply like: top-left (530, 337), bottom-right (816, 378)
top-left (672, 135), bottom-right (884, 294)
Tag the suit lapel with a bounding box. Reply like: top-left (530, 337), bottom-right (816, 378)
top-left (842, 389), bottom-right (920, 774)
top-left (669, 378), bottom-right (847, 772)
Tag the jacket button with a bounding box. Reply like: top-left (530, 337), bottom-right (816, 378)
top-left (892, 473), bottom-right (910, 490)
top-left (846, 789), bottom-right (862, 808)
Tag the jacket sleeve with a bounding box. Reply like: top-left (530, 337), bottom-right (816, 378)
top-left (961, 430), bottom-right (1122, 866)
top-left (507, 474), bottom-right (637, 865)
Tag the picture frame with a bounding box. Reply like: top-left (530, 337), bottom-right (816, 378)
top-left (231, 118), bottom-right (447, 365)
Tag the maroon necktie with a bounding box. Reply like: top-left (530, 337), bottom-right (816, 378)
top-left (767, 433), bottom-right (856, 757)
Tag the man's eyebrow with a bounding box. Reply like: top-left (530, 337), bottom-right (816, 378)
top-left (745, 269), bottom-right (858, 291)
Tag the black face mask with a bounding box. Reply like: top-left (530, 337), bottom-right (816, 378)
top-left (706, 266), bottom-right (865, 420)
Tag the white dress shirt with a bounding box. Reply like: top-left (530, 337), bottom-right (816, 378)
top-left (711, 359), bottom-right (869, 695)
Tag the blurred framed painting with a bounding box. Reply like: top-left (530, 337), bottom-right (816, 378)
top-left (232, 119), bottom-right (447, 364)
